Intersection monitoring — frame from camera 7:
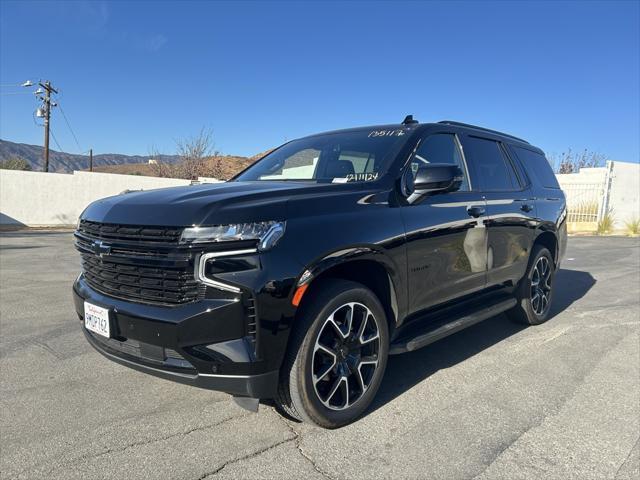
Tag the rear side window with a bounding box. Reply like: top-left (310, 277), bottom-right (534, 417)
top-left (512, 146), bottom-right (560, 189)
top-left (463, 136), bottom-right (519, 191)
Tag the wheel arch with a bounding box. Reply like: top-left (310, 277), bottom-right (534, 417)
top-left (294, 249), bottom-right (401, 336)
top-left (533, 230), bottom-right (558, 266)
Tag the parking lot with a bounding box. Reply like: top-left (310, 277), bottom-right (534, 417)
top-left (0, 232), bottom-right (638, 480)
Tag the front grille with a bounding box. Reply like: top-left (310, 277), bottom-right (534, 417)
top-left (78, 220), bottom-right (183, 244)
top-left (76, 220), bottom-right (203, 305)
top-left (81, 253), bottom-right (203, 304)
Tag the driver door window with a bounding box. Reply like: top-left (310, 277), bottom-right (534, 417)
top-left (410, 133), bottom-right (470, 191)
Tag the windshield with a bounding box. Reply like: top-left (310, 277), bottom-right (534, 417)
top-left (235, 128), bottom-right (411, 183)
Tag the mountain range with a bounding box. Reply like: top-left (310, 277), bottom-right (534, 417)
top-left (0, 139), bottom-right (181, 173)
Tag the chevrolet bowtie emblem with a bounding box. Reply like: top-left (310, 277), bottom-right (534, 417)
top-left (92, 240), bottom-right (112, 257)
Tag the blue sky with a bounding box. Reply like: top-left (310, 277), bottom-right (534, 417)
top-left (1, 1), bottom-right (638, 162)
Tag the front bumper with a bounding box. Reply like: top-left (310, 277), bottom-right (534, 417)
top-left (73, 275), bottom-right (279, 398)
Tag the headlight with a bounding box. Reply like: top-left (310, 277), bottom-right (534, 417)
top-left (180, 221), bottom-right (286, 251)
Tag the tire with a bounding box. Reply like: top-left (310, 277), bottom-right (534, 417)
top-left (275, 279), bottom-right (389, 428)
top-left (507, 245), bottom-right (555, 325)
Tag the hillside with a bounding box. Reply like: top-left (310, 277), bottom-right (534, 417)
top-left (92, 154), bottom-right (256, 180)
top-left (0, 139), bottom-right (270, 179)
top-left (0, 139), bottom-right (180, 173)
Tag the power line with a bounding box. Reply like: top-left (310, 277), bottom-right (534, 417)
top-left (0, 91), bottom-right (32, 96)
top-left (21, 78), bottom-right (70, 172)
top-left (0, 78), bottom-right (39, 88)
top-left (57, 102), bottom-right (82, 152)
top-left (49, 127), bottom-right (65, 154)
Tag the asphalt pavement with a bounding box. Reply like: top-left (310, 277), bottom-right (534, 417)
top-left (0, 233), bottom-right (638, 480)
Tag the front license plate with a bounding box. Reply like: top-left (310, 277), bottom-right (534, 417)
top-left (84, 301), bottom-right (110, 338)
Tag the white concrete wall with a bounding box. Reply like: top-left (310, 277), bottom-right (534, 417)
top-left (0, 170), bottom-right (195, 226)
top-left (609, 161), bottom-right (640, 229)
top-left (556, 161), bottom-right (640, 232)
top-left (556, 167), bottom-right (607, 186)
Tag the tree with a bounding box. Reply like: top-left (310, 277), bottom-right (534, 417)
top-left (151, 128), bottom-right (220, 180)
top-left (148, 146), bottom-right (177, 178)
top-left (549, 149), bottom-right (606, 174)
top-left (175, 128), bottom-right (220, 180)
top-left (0, 157), bottom-right (32, 171)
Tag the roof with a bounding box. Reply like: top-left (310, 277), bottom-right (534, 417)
top-left (437, 120), bottom-right (530, 144)
top-left (300, 118), bottom-right (537, 150)
top-left (302, 123), bottom-right (420, 139)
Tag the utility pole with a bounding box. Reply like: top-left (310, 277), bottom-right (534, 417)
top-left (39, 81), bottom-right (58, 172)
top-left (89, 148), bottom-right (93, 172)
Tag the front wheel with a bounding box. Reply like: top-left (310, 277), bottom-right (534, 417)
top-left (275, 280), bottom-right (389, 428)
top-left (508, 245), bottom-right (555, 325)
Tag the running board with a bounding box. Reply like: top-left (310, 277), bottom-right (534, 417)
top-left (389, 298), bottom-right (517, 355)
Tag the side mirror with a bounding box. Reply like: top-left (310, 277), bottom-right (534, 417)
top-left (413, 163), bottom-right (463, 195)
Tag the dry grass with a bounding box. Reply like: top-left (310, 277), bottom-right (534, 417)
top-left (597, 209), bottom-right (616, 235)
top-left (624, 217), bottom-right (640, 236)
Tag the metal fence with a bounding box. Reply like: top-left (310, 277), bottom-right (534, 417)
top-left (562, 182), bottom-right (604, 223)
top-left (557, 162), bottom-right (614, 232)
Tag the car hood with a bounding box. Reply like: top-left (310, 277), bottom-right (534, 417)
top-left (81, 180), bottom-right (363, 227)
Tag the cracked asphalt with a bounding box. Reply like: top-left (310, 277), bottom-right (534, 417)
top-left (1, 233), bottom-right (638, 480)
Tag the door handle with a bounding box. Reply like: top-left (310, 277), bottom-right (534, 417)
top-left (520, 204), bottom-right (534, 213)
top-left (467, 205), bottom-right (485, 218)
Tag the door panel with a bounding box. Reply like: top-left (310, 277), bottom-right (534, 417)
top-left (459, 134), bottom-right (536, 287)
top-left (483, 193), bottom-right (536, 286)
top-left (402, 192), bottom-right (488, 314)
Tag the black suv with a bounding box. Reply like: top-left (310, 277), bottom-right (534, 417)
top-left (73, 118), bottom-right (567, 428)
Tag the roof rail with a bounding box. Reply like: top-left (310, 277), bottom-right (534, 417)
top-left (438, 120), bottom-right (529, 144)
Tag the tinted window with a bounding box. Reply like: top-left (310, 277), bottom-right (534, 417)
top-left (338, 150), bottom-right (375, 174)
top-left (410, 133), bottom-right (469, 191)
top-left (463, 137), bottom-right (518, 191)
top-left (513, 146), bottom-right (560, 189)
top-left (235, 129), bottom-right (410, 182)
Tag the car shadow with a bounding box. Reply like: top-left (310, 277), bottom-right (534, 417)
top-left (365, 268), bottom-right (596, 417)
top-left (547, 268), bottom-right (596, 320)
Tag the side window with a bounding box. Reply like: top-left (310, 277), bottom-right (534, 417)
top-left (463, 136), bottom-right (519, 191)
top-left (512, 146), bottom-right (560, 189)
top-left (410, 133), bottom-right (470, 191)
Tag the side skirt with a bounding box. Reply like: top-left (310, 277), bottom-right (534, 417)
top-left (389, 296), bottom-right (516, 355)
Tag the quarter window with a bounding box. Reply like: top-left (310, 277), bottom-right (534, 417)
top-left (512, 146), bottom-right (560, 189)
top-left (409, 133), bottom-right (470, 191)
top-left (463, 137), bottom-right (519, 191)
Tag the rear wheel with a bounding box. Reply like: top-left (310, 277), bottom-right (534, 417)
top-left (275, 280), bottom-right (389, 428)
top-left (508, 245), bottom-right (555, 325)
